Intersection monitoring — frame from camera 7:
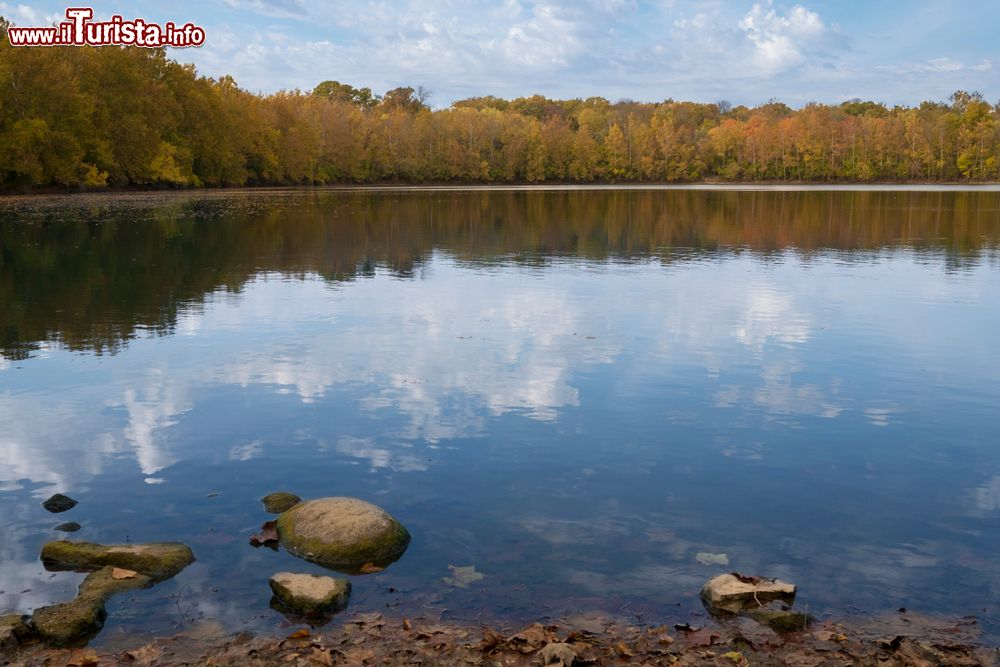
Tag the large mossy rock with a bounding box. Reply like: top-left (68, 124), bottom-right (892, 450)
top-left (40, 541), bottom-right (195, 582)
top-left (276, 497), bottom-right (410, 573)
top-left (269, 572), bottom-right (351, 617)
top-left (31, 566), bottom-right (153, 646)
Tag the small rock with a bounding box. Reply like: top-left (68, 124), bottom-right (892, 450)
top-left (269, 572), bottom-right (351, 617)
top-left (42, 494), bottom-right (78, 513)
top-left (0, 614), bottom-right (33, 650)
top-left (54, 522), bottom-right (82, 532)
top-left (40, 540), bottom-right (195, 582)
top-left (746, 608), bottom-right (811, 633)
top-left (261, 492), bottom-right (302, 514)
top-left (700, 573), bottom-right (796, 614)
top-left (276, 497), bottom-right (410, 573)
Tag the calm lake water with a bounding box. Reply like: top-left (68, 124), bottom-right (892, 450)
top-left (1, 188), bottom-right (999, 645)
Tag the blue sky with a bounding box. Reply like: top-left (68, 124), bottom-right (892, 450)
top-left (2, 0), bottom-right (997, 107)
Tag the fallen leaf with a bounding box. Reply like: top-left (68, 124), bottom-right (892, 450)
top-left (66, 649), bottom-right (100, 666)
top-left (722, 651), bottom-right (744, 663)
top-left (508, 624), bottom-right (552, 653)
top-left (695, 552), bottom-right (730, 566)
top-left (249, 520), bottom-right (279, 547)
top-left (308, 647), bottom-right (335, 666)
top-left (123, 644), bottom-right (162, 666)
top-left (442, 564), bottom-right (485, 588)
top-left (685, 628), bottom-right (720, 647)
top-left (287, 628), bottom-right (311, 639)
top-left (479, 627), bottom-right (504, 653)
top-left (359, 562), bottom-right (384, 574)
top-left (344, 647), bottom-right (375, 663)
top-left (613, 641), bottom-right (635, 657)
top-left (112, 567), bottom-right (139, 580)
top-left (539, 642), bottom-right (577, 666)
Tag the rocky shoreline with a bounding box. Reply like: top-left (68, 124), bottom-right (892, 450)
top-left (3, 608), bottom-right (996, 666)
top-left (4, 494), bottom-right (996, 665)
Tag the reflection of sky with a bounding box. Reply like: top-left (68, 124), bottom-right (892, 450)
top-left (2, 249), bottom-right (1000, 633)
top-left (2, 250), bottom-right (999, 490)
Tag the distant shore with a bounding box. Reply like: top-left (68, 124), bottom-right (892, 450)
top-left (3, 181), bottom-right (1000, 201)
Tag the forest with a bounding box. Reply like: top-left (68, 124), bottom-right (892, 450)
top-left (2, 19), bottom-right (999, 188)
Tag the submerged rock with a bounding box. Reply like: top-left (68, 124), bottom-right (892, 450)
top-left (746, 608), bottom-right (812, 633)
top-left (40, 540), bottom-right (195, 582)
top-left (276, 497), bottom-right (410, 573)
top-left (53, 522), bottom-right (81, 532)
top-left (31, 566), bottom-right (153, 646)
top-left (700, 573), bottom-right (796, 615)
top-left (42, 494), bottom-right (77, 513)
top-left (261, 492), bottom-right (302, 514)
top-left (0, 614), bottom-right (33, 651)
top-left (268, 572), bottom-right (351, 617)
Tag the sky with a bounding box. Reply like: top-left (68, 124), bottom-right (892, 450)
top-left (1, 0), bottom-right (998, 107)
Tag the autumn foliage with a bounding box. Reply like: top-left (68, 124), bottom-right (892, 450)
top-left (1, 26), bottom-right (999, 188)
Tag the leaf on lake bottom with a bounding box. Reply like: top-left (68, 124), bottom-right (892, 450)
top-left (442, 564), bottom-right (485, 588)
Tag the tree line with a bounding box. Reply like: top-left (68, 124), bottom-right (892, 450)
top-left (2, 22), bottom-right (999, 188)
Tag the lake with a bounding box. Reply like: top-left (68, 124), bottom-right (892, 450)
top-left (1, 187), bottom-right (999, 646)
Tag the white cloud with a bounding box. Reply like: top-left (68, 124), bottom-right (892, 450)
top-left (738, 2), bottom-right (829, 72)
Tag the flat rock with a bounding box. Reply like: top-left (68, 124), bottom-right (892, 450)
top-left (40, 540), bottom-right (195, 582)
top-left (31, 566), bottom-right (152, 646)
top-left (268, 572), bottom-right (351, 617)
top-left (261, 492), bottom-right (302, 514)
top-left (700, 573), bottom-right (796, 614)
top-left (42, 493), bottom-right (78, 513)
top-left (54, 522), bottom-right (81, 532)
top-left (276, 497), bottom-right (410, 573)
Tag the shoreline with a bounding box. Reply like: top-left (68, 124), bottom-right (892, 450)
top-left (2, 181), bottom-right (1000, 205)
top-left (3, 609), bottom-right (995, 666)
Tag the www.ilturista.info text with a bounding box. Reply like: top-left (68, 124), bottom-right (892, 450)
top-left (6, 8), bottom-right (205, 47)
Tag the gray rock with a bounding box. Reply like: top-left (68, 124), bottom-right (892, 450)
top-left (700, 573), bottom-right (796, 614)
top-left (42, 494), bottom-right (77, 513)
top-left (276, 497), bottom-right (410, 573)
top-left (54, 522), bottom-right (81, 532)
top-left (261, 492), bottom-right (302, 514)
top-left (268, 572), bottom-right (351, 617)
